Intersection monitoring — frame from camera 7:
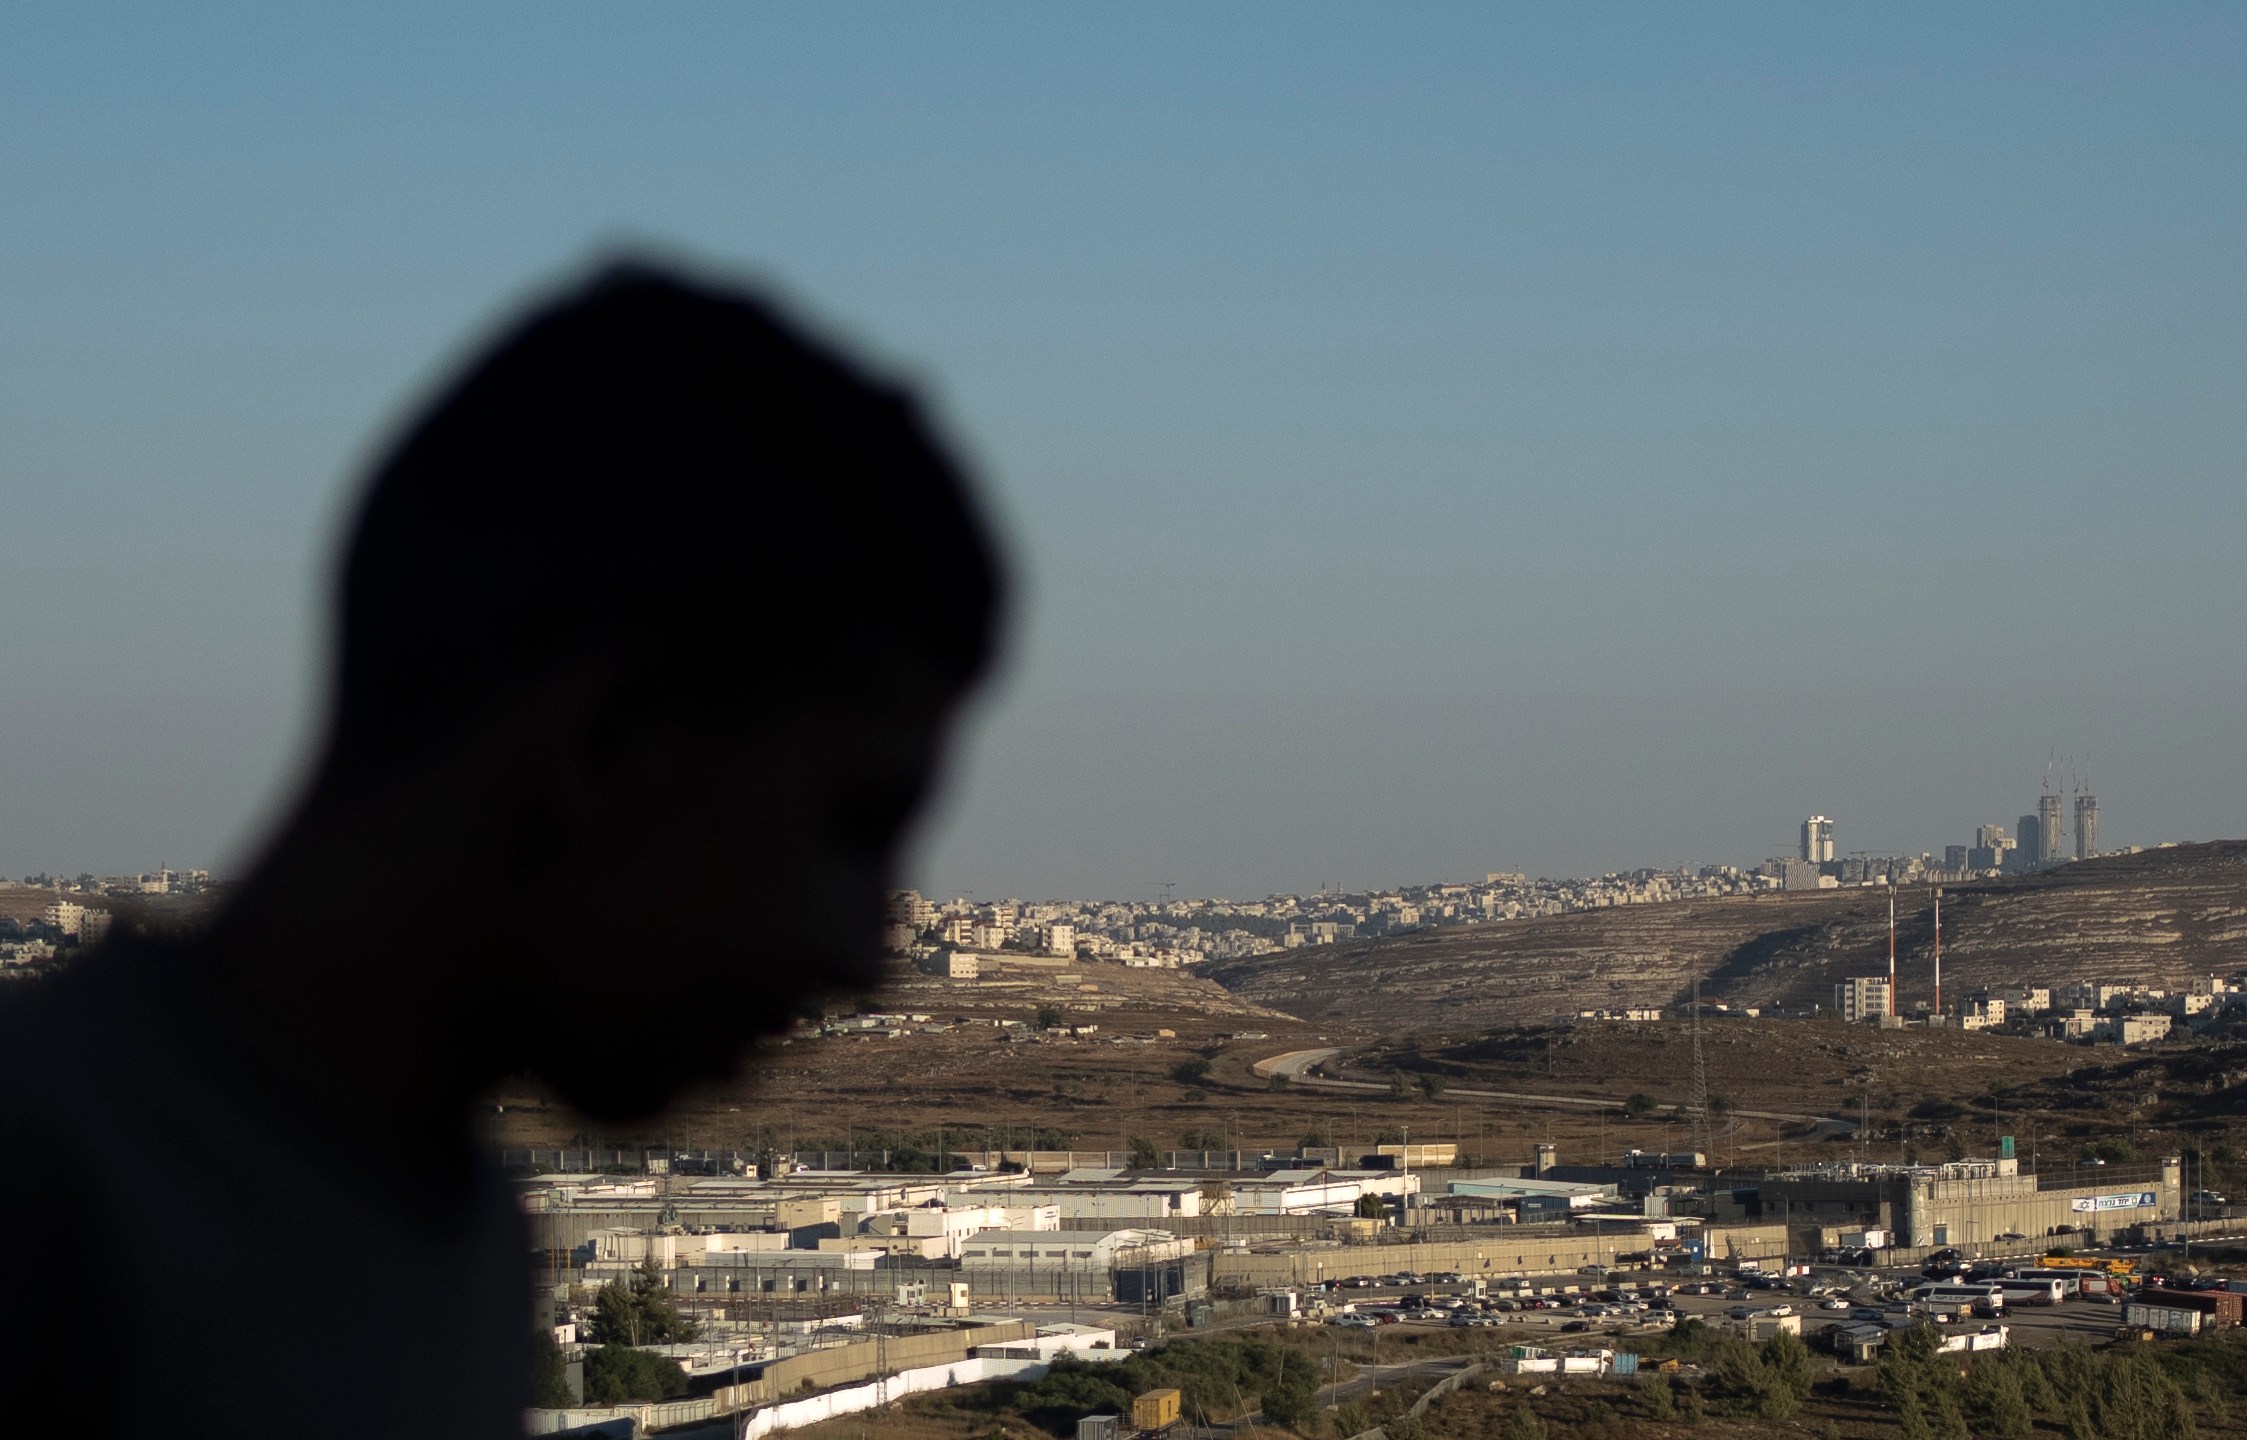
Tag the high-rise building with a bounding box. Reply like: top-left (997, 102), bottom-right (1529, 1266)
top-left (1801, 814), bottom-right (1836, 864)
top-left (2038, 792), bottom-right (2064, 864)
top-left (2014, 814), bottom-right (2042, 872)
top-left (1944, 845), bottom-right (1969, 871)
top-left (2075, 793), bottom-right (2099, 860)
top-left (1975, 823), bottom-right (2010, 849)
top-left (1834, 976), bottom-right (1893, 1023)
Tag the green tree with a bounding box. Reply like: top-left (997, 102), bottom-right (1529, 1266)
top-left (586, 1262), bottom-right (700, 1347)
top-left (1354, 1193), bottom-right (1387, 1219)
top-left (1127, 1135), bottom-right (1160, 1170)
top-left (1622, 1093), bottom-right (1657, 1118)
top-left (1760, 1328), bottom-right (1814, 1403)
top-left (1642, 1380), bottom-right (1676, 1421)
top-left (1171, 1057), bottom-right (1213, 1085)
top-left (1258, 1353), bottom-right (1319, 1430)
top-left (1267, 1072), bottom-right (1290, 1091)
top-left (1501, 1401), bottom-right (1546, 1440)
top-left (1417, 1073), bottom-right (1445, 1099)
top-left (529, 1330), bottom-right (572, 1408)
top-left (1388, 1072), bottom-right (1410, 1098)
top-left (1036, 1005), bottom-right (1064, 1030)
top-left (1180, 1128), bottom-right (1227, 1151)
top-left (582, 1345), bottom-right (688, 1403)
top-left (1967, 1361), bottom-right (2034, 1439)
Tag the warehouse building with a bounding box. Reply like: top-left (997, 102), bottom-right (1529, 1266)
top-left (1757, 1155), bottom-right (2180, 1251)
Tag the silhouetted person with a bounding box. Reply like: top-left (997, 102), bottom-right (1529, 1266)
top-left (0, 261), bottom-right (1003, 1436)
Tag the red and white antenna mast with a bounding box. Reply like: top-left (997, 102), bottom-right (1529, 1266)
top-left (1932, 886), bottom-right (1943, 1017)
top-left (1887, 879), bottom-right (1897, 1016)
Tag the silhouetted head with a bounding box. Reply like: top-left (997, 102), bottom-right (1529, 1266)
top-left (324, 260), bottom-right (1003, 1119)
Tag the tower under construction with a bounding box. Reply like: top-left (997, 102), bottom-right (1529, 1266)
top-left (2037, 791), bottom-right (2064, 865)
top-left (2076, 791), bottom-right (2099, 860)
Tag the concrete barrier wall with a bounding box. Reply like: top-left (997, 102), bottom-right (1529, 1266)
top-left (739, 1355), bottom-right (1051, 1439)
top-left (722, 1320), bottom-right (1037, 1409)
top-left (1209, 1225), bottom-right (1790, 1290)
top-left (527, 1321), bottom-right (1043, 1435)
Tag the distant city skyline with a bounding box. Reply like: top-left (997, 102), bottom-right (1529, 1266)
top-left (4, 8), bottom-right (2242, 900)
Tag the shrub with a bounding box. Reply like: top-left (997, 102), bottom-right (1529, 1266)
top-left (581, 1345), bottom-right (687, 1403)
top-left (1500, 1402), bottom-right (1545, 1440)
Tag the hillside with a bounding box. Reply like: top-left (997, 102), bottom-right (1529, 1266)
top-left (1203, 840), bottom-right (2247, 1035)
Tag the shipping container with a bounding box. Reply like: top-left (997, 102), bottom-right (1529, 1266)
top-left (2137, 1289), bottom-right (2244, 1327)
top-left (2124, 1304), bottom-right (2203, 1336)
top-left (1132, 1389), bottom-right (1182, 1433)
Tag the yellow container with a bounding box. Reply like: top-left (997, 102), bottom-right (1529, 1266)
top-left (1131, 1388), bottom-right (1182, 1432)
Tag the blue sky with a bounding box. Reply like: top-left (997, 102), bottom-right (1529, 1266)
top-left (3, 6), bottom-right (2242, 898)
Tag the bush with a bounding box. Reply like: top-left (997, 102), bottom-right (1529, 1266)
top-left (1761, 1329), bottom-right (1815, 1402)
top-left (585, 1262), bottom-right (699, 1347)
top-left (582, 1345), bottom-right (687, 1403)
top-left (1501, 1401), bottom-right (1545, 1440)
top-left (530, 1330), bottom-right (572, 1408)
top-left (1258, 1355), bottom-right (1318, 1429)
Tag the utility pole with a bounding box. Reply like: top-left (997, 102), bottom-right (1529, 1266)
top-left (1688, 976), bottom-right (1712, 1164)
top-left (1932, 886), bottom-right (1943, 1018)
top-left (1887, 880), bottom-right (1897, 1016)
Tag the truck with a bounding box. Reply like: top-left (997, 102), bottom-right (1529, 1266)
top-left (1131, 1389), bottom-right (1182, 1434)
top-left (2125, 1303), bottom-right (2204, 1337)
top-left (2135, 1288), bottom-right (2243, 1328)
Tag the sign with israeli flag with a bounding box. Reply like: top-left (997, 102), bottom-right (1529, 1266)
top-left (2070, 1191), bottom-right (2158, 1212)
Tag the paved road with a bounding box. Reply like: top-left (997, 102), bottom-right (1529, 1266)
top-left (1253, 1046), bottom-right (1855, 1135)
top-left (1206, 1356), bottom-right (1475, 1436)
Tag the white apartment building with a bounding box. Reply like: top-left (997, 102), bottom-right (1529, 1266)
top-left (1835, 976), bottom-right (1894, 1023)
top-left (1958, 996), bottom-right (2006, 1031)
top-left (1997, 986), bottom-right (2050, 1014)
top-left (2113, 1013), bottom-right (2173, 1045)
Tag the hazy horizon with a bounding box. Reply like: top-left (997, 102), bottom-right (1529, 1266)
top-left (4, 7), bottom-right (2242, 901)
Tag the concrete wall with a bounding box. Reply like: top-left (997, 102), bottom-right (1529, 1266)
top-left (1207, 1224), bottom-right (1790, 1290)
top-left (715, 1319), bottom-right (1037, 1411)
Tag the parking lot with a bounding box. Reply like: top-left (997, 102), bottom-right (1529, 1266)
top-left (1296, 1257), bottom-right (2201, 1353)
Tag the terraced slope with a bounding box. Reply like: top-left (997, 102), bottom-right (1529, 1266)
top-left (1203, 841), bottom-right (2247, 1035)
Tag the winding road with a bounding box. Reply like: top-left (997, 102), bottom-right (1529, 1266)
top-left (1251, 1047), bottom-right (1858, 1144)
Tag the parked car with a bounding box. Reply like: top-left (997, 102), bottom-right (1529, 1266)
top-left (1560, 1320), bottom-right (1593, 1333)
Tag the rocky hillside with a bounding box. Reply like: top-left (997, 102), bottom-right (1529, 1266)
top-left (1203, 841), bottom-right (2247, 1035)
